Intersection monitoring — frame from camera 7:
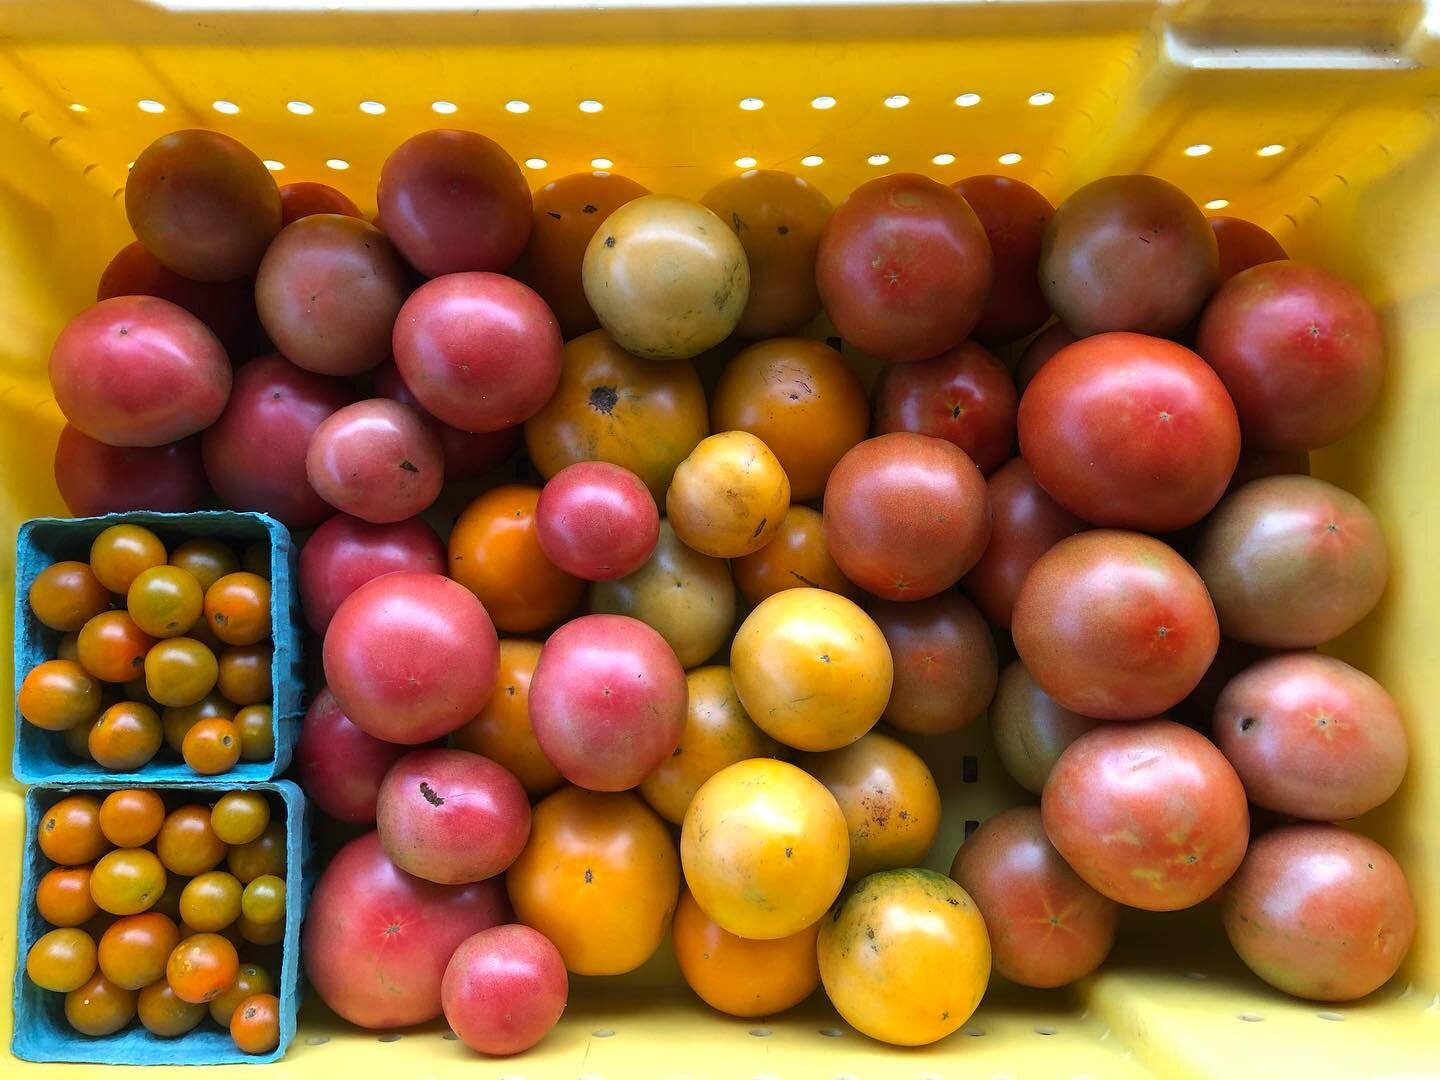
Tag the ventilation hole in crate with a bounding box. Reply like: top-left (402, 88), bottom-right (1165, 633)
top-left (962, 755), bottom-right (979, 783)
top-left (933, 152), bottom-right (956, 166)
top-left (1316, 1011), bottom-right (1345, 1022)
top-left (287, 100), bottom-right (314, 115)
top-left (212, 99), bottom-right (239, 114)
top-left (68, 102), bottom-right (87, 113)
top-left (739, 97), bottom-right (765, 111)
top-left (964, 1026), bottom-right (986, 1037)
top-left (1184, 143), bottom-right (1212, 157)
top-left (918, 1074), bottom-right (945, 1080)
top-left (592, 1027), bottom-right (615, 1037)
top-left (591, 157), bottom-right (613, 170)
top-left (801, 155), bottom-right (824, 167)
top-left (442, 1032), bottom-right (459, 1041)
top-left (579, 99), bottom-right (604, 113)
top-left (137, 99), bottom-right (165, 114)
top-left (432, 100), bottom-right (458, 114)
top-left (359, 100), bottom-right (386, 115)
top-left (749, 1027), bottom-right (773, 1037)
top-left (1257, 143), bottom-right (1285, 157)
top-left (325, 159), bottom-right (350, 171)
top-left (867, 153), bottom-right (890, 166)
top-left (955, 93), bottom-right (981, 107)
top-left (525, 158), bottom-right (548, 170)
top-left (1237, 1013), bottom-right (1264, 1022)
top-left (811, 95), bottom-right (837, 110)
top-left (377, 1033), bottom-right (402, 1042)
top-left (818, 1026), bottom-right (843, 1037)
top-left (1034, 1025), bottom-right (1057, 1036)
top-left (735, 155), bottom-right (757, 168)
top-left (883, 94), bottom-right (910, 109)
top-left (504, 100), bottom-right (530, 114)
top-left (1204, 199), bottom-right (1229, 210)
top-left (833, 1074), bottom-right (859, 1080)
top-left (1029, 91), bottom-right (1055, 106)
top-left (998, 152), bottom-right (1022, 165)
top-left (1184, 971), bottom-right (1209, 980)
top-left (303, 1035), bottom-right (330, 1046)
top-left (964, 818), bottom-right (980, 838)
top-left (263, 160), bottom-right (285, 171)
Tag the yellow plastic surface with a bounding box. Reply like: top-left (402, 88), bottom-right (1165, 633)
top-left (2, 2), bottom-right (1439, 1076)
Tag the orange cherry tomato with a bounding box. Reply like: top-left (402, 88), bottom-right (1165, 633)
top-left (169, 538), bottom-right (240, 593)
top-left (211, 791), bottom-right (271, 845)
top-left (449, 485), bottom-right (584, 633)
top-left (63, 715), bottom-right (98, 760)
top-left (90, 848), bottom-right (167, 916)
top-left (228, 822), bottom-right (285, 883)
top-left (18, 659), bottom-right (103, 731)
top-left (90, 524), bottom-right (167, 593)
top-left (672, 889), bottom-right (820, 1017)
top-left (127, 564), bottom-right (204, 638)
top-left (26, 927), bottom-right (98, 992)
top-left (167, 932), bottom-right (240, 1004)
top-left (451, 639), bottom-right (562, 798)
top-left (162, 692), bottom-right (234, 754)
top-left (76, 610), bottom-right (156, 683)
top-left (183, 717), bottom-right (242, 775)
top-left (234, 705), bottom-right (275, 762)
top-left (144, 637), bottom-right (219, 707)
top-left (89, 701), bottom-right (164, 771)
top-left (39, 795), bottom-right (108, 866)
top-left (36, 865), bottom-right (101, 927)
top-left (29, 560), bottom-right (110, 632)
top-left (666, 430), bottom-right (790, 558)
top-left (151, 874), bottom-right (187, 923)
top-left (235, 912), bottom-right (285, 946)
top-left (240, 875), bottom-right (285, 924)
top-left (507, 787), bottom-right (679, 976)
top-left (138, 979), bottom-right (207, 1037)
top-left (123, 675), bottom-right (161, 709)
top-left (241, 541), bottom-right (271, 580)
top-left (56, 631), bottom-right (81, 662)
top-left (216, 643), bottom-right (272, 705)
top-left (157, 805), bottom-right (229, 877)
top-left (230, 992), bottom-right (281, 1055)
top-left (179, 871), bottom-right (244, 932)
top-left (209, 962), bottom-right (274, 1026)
top-left (97, 911), bottom-right (180, 989)
top-left (99, 788), bottom-right (166, 848)
top-left (65, 972), bottom-right (137, 1036)
top-left (203, 572), bottom-right (271, 646)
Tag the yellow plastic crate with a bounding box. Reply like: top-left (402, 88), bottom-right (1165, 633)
top-left (2, 1), bottom-right (1439, 1075)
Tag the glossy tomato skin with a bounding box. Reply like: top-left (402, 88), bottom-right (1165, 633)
top-left (990, 660), bottom-right (1101, 795)
top-left (534, 462), bottom-right (659, 580)
top-left (278, 181), bottom-right (361, 226)
top-left (452, 639), bottom-right (563, 799)
top-left (1221, 825), bottom-right (1414, 1001)
top-left (1042, 719), bottom-right (1249, 910)
top-left (305, 399), bottom-right (444, 523)
top-left (513, 171), bottom-right (651, 339)
top-left (442, 924), bottom-right (568, 1055)
top-left (873, 340), bottom-right (1017, 474)
top-left (672, 890), bottom-right (820, 1018)
top-left (323, 572), bottom-right (499, 744)
top-left (98, 241), bottom-right (257, 357)
top-left (392, 272), bottom-right (563, 434)
top-left (732, 505), bottom-right (852, 606)
top-left (1013, 530), bottom-right (1219, 719)
top-left (299, 513), bottom-right (446, 634)
top-left (201, 354), bottom-right (351, 528)
top-left (1014, 321), bottom-right (1077, 392)
top-left (371, 360), bottom-right (521, 479)
top-left (377, 130), bottom-right (532, 277)
top-left (528, 614), bottom-right (686, 792)
top-left (667, 431), bottom-right (791, 558)
top-left (1213, 652), bottom-right (1406, 820)
top-left (51, 296), bottom-right (231, 448)
top-left (1020, 333), bottom-right (1241, 531)
top-left (1193, 475), bottom-right (1388, 648)
top-left (816, 173), bottom-right (993, 363)
top-left (1040, 174), bottom-right (1218, 337)
top-left (294, 687), bottom-right (409, 824)
top-left (951, 806), bottom-right (1118, 987)
top-left (54, 426), bottom-right (206, 516)
top-left (1209, 216), bottom-right (1286, 282)
top-left (953, 174), bottom-right (1054, 345)
top-left (868, 592), bottom-right (997, 735)
top-left (823, 433), bottom-right (991, 601)
top-left (303, 830), bottom-right (511, 1028)
top-left (1196, 261), bottom-right (1384, 451)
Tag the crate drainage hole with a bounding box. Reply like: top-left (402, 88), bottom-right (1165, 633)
top-left (749, 1027), bottom-right (773, 1037)
top-left (963, 1027), bottom-right (986, 1037)
top-left (592, 1027), bottom-right (616, 1037)
top-left (1317, 1011), bottom-right (1345, 1022)
top-left (1237, 1013), bottom-right (1265, 1023)
top-left (1034, 1025), bottom-right (1057, 1036)
top-left (442, 1032), bottom-right (459, 1041)
top-left (303, 1036), bottom-right (330, 1046)
top-left (1185, 971), bottom-right (1208, 980)
top-left (377, 1033), bottom-right (402, 1042)
top-left (818, 1027), bottom-right (844, 1037)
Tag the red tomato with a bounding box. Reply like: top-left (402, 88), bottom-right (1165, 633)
top-left (950, 806), bottom-right (1118, 987)
top-left (372, 360), bottom-right (521, 479)
top-left (323, 572), bottom-right (499, 744)
top-left (279, 181), bottom-right (362, 226)
top-left (53, 426), bottom-right (206, 517)
top-left (50, 297), bottom-right (231, 448)
top-left (1012, 530), bottom-right (1219, 719)
top-left (377, 748), bottom-right (531, 884)
top-left (1196, 261), bottom-right (1384, 451)
top-left (303, 831), bottom-right (511, 1029)
top-left (1014, 322), bottom-right (1076, 392)
top-left (294, 687), bottom-right (409, 824)
top-left (529, 614), bottom-right (686, 792)
top-left (392, 272), bottom-right (562, 433)
top-left (442, 924), bottom-right (568, 1055)
top-left (1209, 216), bottom-right (1286, 283)
top-left (990, 659), bottom-right (1101, 795)
top-left (952, 175), bottom-right (1054, 345)
top-left (1221, 825), bottom-right (1414, 1001)
top-left (1042, 719), bottom-right (1249, 910)
top-left (872, 340), bottom-right (1017, 474)
top-left (377, 130), bottom-right (532, 277)
top-left (823, 433), bottom-right (991, 601)
top-left (816, 174), bottom-right (993, 363)
top-left (1018, 332), bottom-right (1240, 532)
top-left (298, 513), bottom-right (446, 634)
top-left (534, 462), bottom-right (659, 581)
top-left (97, 241), bottom-right (257, 357)
top-left (201, 354), bottom-right (352, 528)
top-left (305, 399), bottom-right (444, 523)
top-left (868, 592), bottom-right (997, 735)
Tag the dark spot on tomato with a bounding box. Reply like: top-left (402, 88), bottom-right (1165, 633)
top-left (785, 847), bottom-right (793, 858)
top-left (588, 385), bottom-right (620, 414)
top-left (777, 224), bottom-right (789, 235)
top-left (546, 210), bottom-right (562, 220)
top-left (752, 518), bottom-right (767, 538)
top-left (787, 570), bottom-right (819, 587)
top-left (418, 781), bottom-right (445, 807)
top-left (399, 460), bottom-right (419, 473)
top-left (603, 235), bottom-right (616, 248)
top-left (1239, 716), bottom-right (1255, 731)
top-left (584, 868), bottom-right (594, 884)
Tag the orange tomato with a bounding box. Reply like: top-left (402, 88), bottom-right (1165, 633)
top-left (235, 912), bottom-right (285, 946)
top-left (76, 610), bottom-right (156, 683)
top-left (62, 716), bottom-right (97, 760)
top-left (241, 541), bottom-right (271, 580)
top-left (179, 871), bottom-right (244, 932)
top-left (36, 865), bottom-right (101, 927)
top-left (672, 889), bottom-right (820, 1017)
top-left (240, 875), bottom-right (286, 924)
top-left (449, 485), bottom-right (584, 633)
top-left (167, 932), bottom-right (240, 1004)
top-left (228, 822), bottom-right (285, 883)
top-left (97, 912), bottom-right (180, 989)
top-left (211, 791), bottom-right (271, 845)
top-left (203, 572), bottom-right (271, 646)
top-left (169, 538), bottom-right (240, 593)
top-left (18, 659), bottom-right (103, 731)
top-left (209, 962), bottom-right (274, 1026)
top-left (451, 639), bottom-right (562, 798)
top-left (99, 788), bottom-right (166, 848)
top-left (666, 431), bottom-right (790, 558)
top-left (56, 631), bottom-right (81, 662)
top-left (182, 716), bottom-right (242, 775)
top-left (64, 972), bottom-right (137, 1035)
top-left (157, 805), bottom-right (229, 877)
top-left (506, 786), bottom-right (679, 976)
top-left (89, 523), bottom-right (167, 593)
top-left (89, 701), bottom-right (164, 771)
top-left (39, 795), bottom-right (108, 866)
top-left (234, 704), bottom-right (275, 761)
top-left (216, 643), bottom-right (272, 705)
top-left (126, 564), bottom-right (204, 638)
top-left (162, 691), bottom-right (234, 753)
top-left (26, 927), bottom-right (98, 992)
top-left (28, 560), bottom-right (110, 632)
top-left (90, 848), bottom-right (167, 916)
top-left (681, 759), bottom-right (848, 940)
top-left (732, 505), bottom-right (853, 606)
top-left (230, 992), bottom-right (281, 1055)
top-left (138, 979), bottom-right (207, 1037)
top-left (144, 637), bottom-right (219, 707)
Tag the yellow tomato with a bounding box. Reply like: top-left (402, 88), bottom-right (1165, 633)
top-left (730, 588), bottom-right (893, 751)
top-left (666, 431), bottom-right (790, 558)
top-left (817, 868), bottom-right (990, 1046)
top-left (451, 639), bottom-right (563, 798)
top-left (639, 666), bottom-right (783, 824)
top-left (681, 758), bottom-right (848, 940)
top-left (672, 889), bottom-right (820, 1018)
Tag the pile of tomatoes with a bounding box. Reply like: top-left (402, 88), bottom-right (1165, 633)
top-left (25, 789), bottom-right (286, 1053)
top-left (35, 117), bottom-right (1416, 1056)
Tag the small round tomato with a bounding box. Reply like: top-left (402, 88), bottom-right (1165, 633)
top-left (204, 572), bottom-right (271, 646)
top-left (89, 701), bottom-right (164, 771)
top-left (76, 610), bottom-right (156, 684)
top-left (209, 962), bottom-right (274, 1026)
top-left (868, 592), bottom-right (997, 736)
top-left (90, 524), bottom-right (168, 593)
top-left (26, 927), bottom-right (98, 992)
top-left (167, 932), bottom-right (240, 1004)
top-left (91, 848), bottom-right (167, 916)
top-left (18, 659), bottom-right (102, 732)
top-left (65, 972), bottom-right (137, 1036)
top-left (639, 666), bottom-right (783, 825)
top-left (216, 644), bottom-right (272, 705)
top-left (162, 692), bottom-right (234, 753)
top-left (682, 759), bottom-right (848, 940)
top-left (150, 874), bottom-right (186, 923)
top-left (57, 632), bottom-right (81, 662)
top-left (451, 639), bottom-right (563, 799)
top-left (990, 659), bottom-right (1102, 795)
top-left (732, 505), bottom-right (852, 606)
top-left (667, 431), bottom-right (790, 558)
top-left (179, 871), bottom-right (244, 932)
top-left (138, 979), bottom-right (207, 1037)
top-left (183, 717), bottom-right (242, 775)
top-left (230, 992), bottom-right (281, 1055)
top-left (228, 822), bottom-right (285, 883)
top-left (449, 485), bottom-right (584, 634)
top-left (97, 912), bottom-right (180, 989)
top-left (36, 865), bottom-right (101, 927)
top-left (673, 889), bottom-right (820, 1018)
top-left (534, 461), bottom-right (660, 582)
top-left (99, 788), bottom-right (166, 848)
top-left (29, 560), bottom-right (110, 632)
top-left (241, 875), bottom-right (286, 924)
top-left (441, 924), bottom-right (568, 1056)
top-left (63, 717), bottom-right (97, 760)
top-left (39, 795), bottom-right (108, 866)
top-left (211, 791), bottom-right (271, 846)
top-left (234, 705), bottom-right (275, 762)
top-left (169, 538), bottom-right (240, 593)
top-left (1209, 216), bottom-right (1286, 282)
top-left (157, 805), bottom-right (229, 877)
top-left (144, 637), bottom-right (219, 707)
top-left (235, 912), bottom-right (285, 946)
top-left (126, 565), bottom-right (204, 638)
top-left (818, 869), bottom-right (989, 1046)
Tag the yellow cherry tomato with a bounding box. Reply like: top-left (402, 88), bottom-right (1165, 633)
top-left (672, 889), bottom-right (820, 1018)
top-left (666, 430), bottom-right (790, 558)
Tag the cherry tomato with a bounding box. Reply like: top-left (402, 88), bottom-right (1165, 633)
top-left (672, 889), bottom-right (820, 1018)
top-left (144, 637), bottom-right (219, 708)
top-left (157, 805), bottom-right (229, 877)
top-left (126, 565), bottom-right (204, 639)
top-left (39, 795), bottom-right (108, 866)
top-left (230, 992), bottom-right (281, 1055)
top-left (244, 540), bottom-right (271, 579)
top-left (667, 431), bottom-right (790, 558)
top-left (182, 717), bottom-right (242, 775)
top-left (99, 788), bottom-right (166, 848)
top-left (57, 632), bottom-right (80, 662)
top-left (241, 875), bottom-right (286, 924)
top-left (18, 659), bottom-right (102, 732)
top-left (214, 643), bottom-right (271, 706)
top-left (732, 505), bottom-right (851, 607)
top-left (76, 610), bottom-right (156, 684)
top-left (29, 560), bottom-right (110, 632)
top-left (89, 701), bottom-right (164, 771)
top-left (451, 639), bottom-right (563, 799)
top-left (211, 791), bottom-right (271, 846)
top-left (868, 592), bottom-right (997, 736)
top-left (1209, 216), bottom-right (1286, 282)
top-left (204, 572), bottom-right (271, 646)
top-left (228, 822), bottom-right (285, 883)
top-left (167, 932), bottom-right (240, 1004)
top-left (90, 524), bottom-right (167, 593)
top-left (162, 692), bottom-right (234, 753)
top-left (209, 962), bottom-right (274, 1026)
top-left (179, 871), bottom-right (244, 932)
top-left (62, 716), bottom-right (97, 760)
top-left (169, 538), bottom-right (240, 593)
top-left (990, 659), bottom-right (1101, 795)
top-left (235, 912), bottom-right (285, 946)
top-left (280, 180), bottom-right (361, 225)
top-left (26, 927), bottom-right (98, 992)
top-left (91, 848), bottom-right (167, 916)
top-left (97, 912), bottom-right (180, 989)
top-left (36, 865), bottom-right (101, 927)
top-left (64, 972), bottom-right (137, 1036)
top-left (952, 174), bottom-right (1055, 345)
top-left (138, 979), bottom-right (207, 1037)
